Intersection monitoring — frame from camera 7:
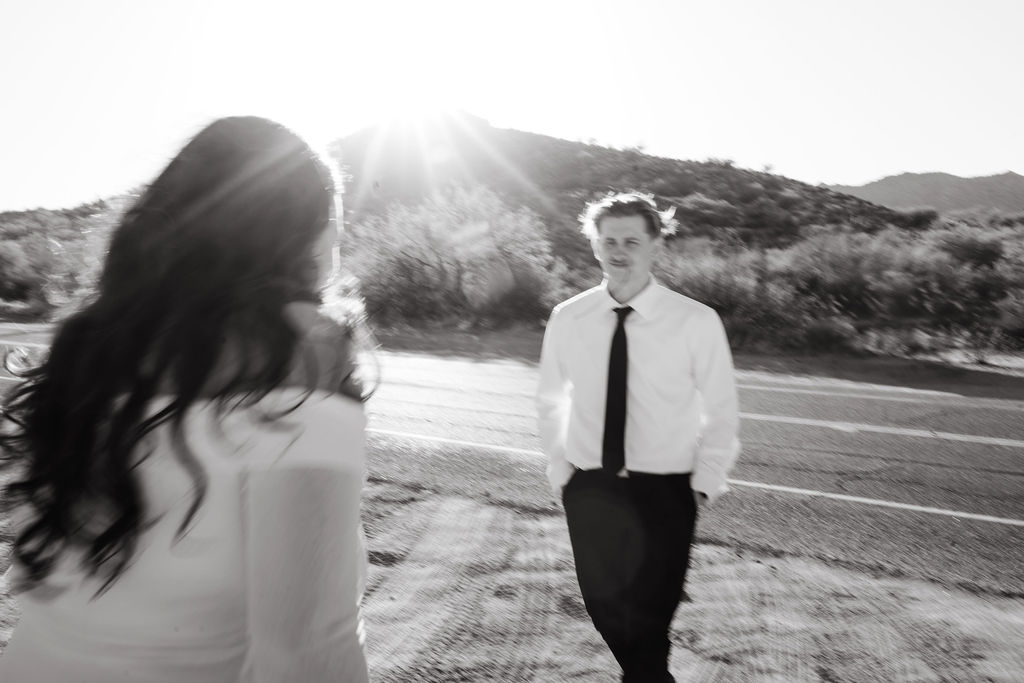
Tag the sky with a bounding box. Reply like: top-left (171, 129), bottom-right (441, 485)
top-left (1, 0), bottom-right (1021, 211)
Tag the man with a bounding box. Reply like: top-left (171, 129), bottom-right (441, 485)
top-left (536, 192), bottom-right (740, 682)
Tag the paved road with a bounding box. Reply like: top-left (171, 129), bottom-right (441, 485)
top-left (360, 350), bottom-right (1024, 597)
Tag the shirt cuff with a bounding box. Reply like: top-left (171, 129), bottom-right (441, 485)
top-left (691, 442), bottom-right (740, 503)
top-left (691, 470), bottom-right (729, 503)
top-left (547, 458), bottom-right (575, 496)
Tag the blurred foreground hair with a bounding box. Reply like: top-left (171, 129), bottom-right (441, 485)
top-left (0, 116), bottom-right (337, 594)
top-left (580, 191), bottom-right (678, 241)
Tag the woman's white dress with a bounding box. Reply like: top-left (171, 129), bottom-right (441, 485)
top-left (0, 388), bottom-right (369, 682)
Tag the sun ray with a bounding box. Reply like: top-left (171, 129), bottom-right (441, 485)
top-left (448, 114), bottom-right (557, 215)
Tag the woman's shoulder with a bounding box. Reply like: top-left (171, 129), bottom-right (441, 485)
top-left (190, 389), bottom-right (366, 473)
top-left (285, 304), bottom-right (367, 400)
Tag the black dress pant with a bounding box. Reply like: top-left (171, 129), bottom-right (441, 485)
top-left (562, 468), bottom-right (698, 683)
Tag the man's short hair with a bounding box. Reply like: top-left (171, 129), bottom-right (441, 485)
top-left (579, 192), bottom-right (678, 241)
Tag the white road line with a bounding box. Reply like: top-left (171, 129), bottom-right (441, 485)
top-left (742, 412), bottom-right (1024, 448)
top-left (366, 427), bottom-right (1024, 527)
top-left (735, 371), bottom-right (962, 396)
top-left (378, 379), bottom-right (1021, 411)
top-left (371, 401), bottom-right (1024, 448)
top-left (738, 383), bottom-right (1024, 409)
top-left (728, 480), bottom-right (1024, 526)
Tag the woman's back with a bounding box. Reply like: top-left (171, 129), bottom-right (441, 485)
top-left (0, 388), bottom-right (368, 682)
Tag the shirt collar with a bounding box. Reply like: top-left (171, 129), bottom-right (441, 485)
top-left (598, 276), bottom-right (660, 320)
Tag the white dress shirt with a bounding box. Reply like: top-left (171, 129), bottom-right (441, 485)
top-left (536, 279), bottom-right (740, 501)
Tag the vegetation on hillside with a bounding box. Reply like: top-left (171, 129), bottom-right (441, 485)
top-left (0, 200), bottom-right (123, 319)
top-left (334, 114), bottom-right (948, 249)
top-left (3, 114), bottom-right (1023, 356)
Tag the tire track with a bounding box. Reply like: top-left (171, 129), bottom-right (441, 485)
top-left (396, 512), bottom-right (570, 682)
top-left (364, 498), bottom-right (498, 676)
top-left (362, 486), bottom-right (446, 600)
top-left (383, 510), bottom-right (521, 682)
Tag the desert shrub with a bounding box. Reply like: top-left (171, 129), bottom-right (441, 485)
top-left (775, 230), bottom-right (885, 317)
top-left (990, 212), bottom-right (1024, 229)
top-left (775, 188), bottom-right (802, 210)
top-left (867, 245), bottom-right (960, 321)
top-left (674, 193), bottom-right (742, 232)
top-left (934, 228), bottom-right (1004, 269)
top-left (344, 185), bottom-right (565, 324)
top-left (654, 245), bottom-right (824, 349)
top-left (995, 231), bottom-right (1024, 289)
top-left (740, 196), bottom-right (798, 240)
top-left (931, 267), bottom-right (1007, 328)
top-left (773, 227), bottom-right (1008, 325)
top-left (0, 200), bottom-right (120, 318)
top-left (722, 282), bottom-right (828, 351)
top-left (802, 316), bottom-right (860, 352)
top-left (893, 207), bottom-right (939, 231)
top-left (654, 247), bottom-right (759, 317)
top-left (0, 240), bottom-right (44, 301)
top-left (942, 208), bottom-right (1013, 230)
top-left (996, 289), bottom-right (1024, 341)
top-left (762, 225), bottom-right (1020, 353)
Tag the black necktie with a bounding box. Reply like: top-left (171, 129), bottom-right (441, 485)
top-left (602, 306), bottom-right (633, 474)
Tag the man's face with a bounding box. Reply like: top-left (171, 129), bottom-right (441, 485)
top-left (593, 214), bottom-right (660, 291)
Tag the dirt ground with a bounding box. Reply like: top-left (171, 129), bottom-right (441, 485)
top-left (359, 478), bottom-right (1024, 682)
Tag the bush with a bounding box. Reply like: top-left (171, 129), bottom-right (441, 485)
top-left (894, 207), bottom-right (939, 231)
top-left (674, 193), bottom-right (742, 233)
top-left (344, 185), bottom-right (566, 324)
top-left (654, 246), bottom-right (760, 317)
top-left (775, 230), bottom-right (885, 317)
top-left (996, 289), bottom-right (1024, 340)
top-left (653, 244), bottom-right (825, 350)
top-left (802, 316), bottom-right (860, 352)
top-left (0, 240), bottom-right (43, 301)
top-left (0, 199), bottom-right (121, 318)
top-left (934, 228), bottom-right (1004, 269)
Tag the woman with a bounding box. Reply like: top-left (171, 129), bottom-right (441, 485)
top-left (0, 116), bottom-right (371, 681)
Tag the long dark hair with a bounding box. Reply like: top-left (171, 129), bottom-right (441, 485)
top-left (0, 116), bottom-right (337, 593)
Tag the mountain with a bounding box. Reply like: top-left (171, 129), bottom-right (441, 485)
top-left (330, 112), bottom-right (921, 264)
top-left (830, 172), bottom-right (1024, 214)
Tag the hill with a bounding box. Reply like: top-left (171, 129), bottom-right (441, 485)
top-left (830, 171), bottom-right (1024, 214)
top-left (330, 112), bottom-right (923, 264)
top-left (6, 115), bottom-right (1021, 358)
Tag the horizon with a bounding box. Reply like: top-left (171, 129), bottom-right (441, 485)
top-left (7, 110), bottom-right (1023, 213)
top-left (3, 110), bottom-right (1022, 214)
top-left (2, 0), bottom-right (1022, 212)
